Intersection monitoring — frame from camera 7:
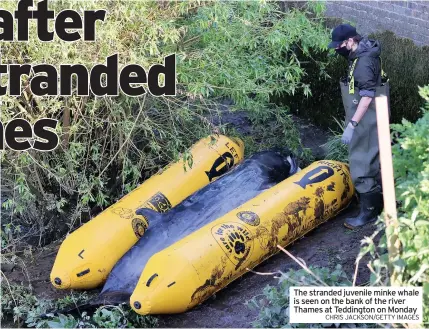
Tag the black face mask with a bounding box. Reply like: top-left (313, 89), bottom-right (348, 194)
top-left (335, 46), bottom-right (350, 58)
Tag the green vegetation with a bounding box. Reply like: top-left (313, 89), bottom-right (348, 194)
top-left (374, 32), bottom-right (429, 124)
top-left (0, 283), bottom-right (157, 328)
top-left (246, 265), bottom-right (373, 328)
top-left (278, 26), bottom-right (429, 129)
top-left (1, 1), bottom-right (329, 249)
top-left (32, 306), bottom-right (158, 329)
top-left (2, 1), bottom-right (428, 327)
top-left (1, 1), bottom-right (331, 327)
top-left (321, 118), bottom-right (348, 163)
top-left (360, 85), bottom-right (429, 325)
top-left (248, 85), bottom-right (429, 327)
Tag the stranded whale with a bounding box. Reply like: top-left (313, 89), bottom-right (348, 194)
top-left (97, 150), bottom-right (299, 304)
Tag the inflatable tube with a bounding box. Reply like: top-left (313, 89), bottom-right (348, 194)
top-left (50, 135), bottom-right (244, 290)
top-left (130, 160), bottom-right (354, 315)
top-left (97, 150), bottom-right (299, 304)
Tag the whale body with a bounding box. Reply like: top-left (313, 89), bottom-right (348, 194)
top-left (97, 150), bottom-right (299, 304)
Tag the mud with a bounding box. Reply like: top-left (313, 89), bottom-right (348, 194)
top-left (210, 99), bottom-right (330, 160)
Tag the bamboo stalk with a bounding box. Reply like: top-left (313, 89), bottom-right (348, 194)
top-left (63, 99), bottom-right (71, 149)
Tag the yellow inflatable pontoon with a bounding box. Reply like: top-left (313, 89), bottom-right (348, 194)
top-left (50, 135), bottom-right (244, 290)
top-left (130, 160), bottom-right (354, 315)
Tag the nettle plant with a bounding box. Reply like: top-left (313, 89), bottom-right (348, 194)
top-left (360, 85), bottom-right (429, 325)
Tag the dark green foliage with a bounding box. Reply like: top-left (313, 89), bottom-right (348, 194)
top-left (377, 31), bottom-right (429, 123)
top-left (0, 283), bottom-right (158, 328)
top-left (276, 28), bottom-right (429, 129)
top-left (1, 1), bottom-right (329, 248)
top-left (272, 48), bottom-right (346, 129)
top-left (360, 86), bottom-right (429, 325)
top-left (388, 85), bottom-right (429, 323)
top-left (246, 265), bottom-right (374, 328)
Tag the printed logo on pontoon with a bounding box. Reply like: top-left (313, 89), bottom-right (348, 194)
top-left (144, 192), bottom-right (172, 213)
top-left (256, 226), bottom-right (271, 250)
top-left (236, 211), bottom-right (260, 226)
top-left (205, 152), bottom-right (234, 182)
top-left (211, 222), bottom-right (253, 268)
top-left (294, 166), bottom-right (335, 189)
top-left (111, 207), bottom-right (134, 219)
top-left (132, 217), bottom-right (148, 238)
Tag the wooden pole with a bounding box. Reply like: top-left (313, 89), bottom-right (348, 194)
top-left (375, 95), bottom-right (401, 286)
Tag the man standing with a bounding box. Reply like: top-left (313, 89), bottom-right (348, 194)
top-left (328, 24), bottom-right (390, 229)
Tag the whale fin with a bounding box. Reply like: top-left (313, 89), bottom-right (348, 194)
top-left (287, 155), bottom-right (300, 176)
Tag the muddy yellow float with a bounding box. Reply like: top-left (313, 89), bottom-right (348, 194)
top-left (50, 135), bottom-right (244, 290)
top-left (130, 160), bottom-right (354, 315)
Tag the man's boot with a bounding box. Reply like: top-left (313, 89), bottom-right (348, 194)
top-left (344, 190), bottom-right (383, 229)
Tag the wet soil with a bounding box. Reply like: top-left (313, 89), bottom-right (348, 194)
top-left (211, 99), bottom-right (330, 160)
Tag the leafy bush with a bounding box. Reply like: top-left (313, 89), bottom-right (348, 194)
top-left (179, 1), bottom-right (329, 111)
top-left (373, 31), bottom-right (429, 124)
top-left (1, 0), bottom-right (330, 247)
top-left (0, 282), bottom-right (157, 328)
top-left (389, 85), bottom-right (429, 324)
top-left (273, 48), bottom-right (347, 130)
top-left (360, 85), bottom-right (429, 325)
top-left (31, 305), bottom-right (158, 329)
top-left (1, 283), bottom-right (87, 325)
top-left (278, 20), bottom-right (429, 129)
top-left (246, 265), bottom-right (372, 328)
top-left (322, 118), bottom-right (348, 163)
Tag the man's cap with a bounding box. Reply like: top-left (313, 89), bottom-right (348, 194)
top-left (328, 24), bottom-right (357, 48)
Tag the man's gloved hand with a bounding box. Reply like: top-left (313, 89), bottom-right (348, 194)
top-left (341, 122), bottom-right (355, 145)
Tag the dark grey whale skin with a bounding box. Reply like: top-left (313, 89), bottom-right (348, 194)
top-left (98, 150), bottom-right (299, 304)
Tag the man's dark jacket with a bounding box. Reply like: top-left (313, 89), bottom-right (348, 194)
top-left (348, 37), bottom-right (382, 98)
